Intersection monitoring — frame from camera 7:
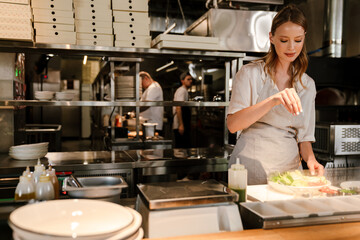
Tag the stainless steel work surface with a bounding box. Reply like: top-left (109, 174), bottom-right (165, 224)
top-left (137, 179), bottom-right (237, 210)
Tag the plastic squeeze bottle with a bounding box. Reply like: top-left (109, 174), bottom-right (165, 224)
top-left (46, 165), bottom-right (60, 199)
top-left (15, 176), bottom-right (35, 201)
top-left (36, 174), bottom-right (55, 200)
top-left (33, 159), bottom-right (45, 184)
top-left (228, 158), bottom-right (248, 203)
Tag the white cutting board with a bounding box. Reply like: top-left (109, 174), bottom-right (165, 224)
top-left (247, 184), bottom-right (294, 202)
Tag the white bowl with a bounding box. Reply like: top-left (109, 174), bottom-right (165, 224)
top-left (9, 199), bottom-right (134, 240)
top-left (9, 151), bottom-right (47, 160)
top-left (10, 143), bottom-right (48, 149)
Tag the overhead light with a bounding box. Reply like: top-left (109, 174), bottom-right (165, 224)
top-left (156, 61), bottom-right (174, 72)
top-left (83, 55), bottom-right (88, 65)
top-left (198, 76), bottom-right (203, 80)
top-left (165, 66), bottom-right (178, 72)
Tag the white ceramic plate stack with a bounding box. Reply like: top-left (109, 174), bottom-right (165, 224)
top-left (9, 142), bottom-right (48, 160)
top-left (9, 199), bottom-right (143, 240)
top-left (34, 91), bottom-right (55, 101)
top-left (55, 92), bottom-right (75, 101)
top-left (115, 76), bottom-right (142, 100)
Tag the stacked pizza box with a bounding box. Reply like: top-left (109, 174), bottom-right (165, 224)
top-left (74, 0), bottom-right (113, 47)
top-left (0, 1), bottom-right (33, 41)
top-left (112, 0), bottom-right (151, 48)
top-left (32, 0), bottom-right (75, 44)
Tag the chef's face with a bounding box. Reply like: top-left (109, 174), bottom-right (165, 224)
top-left (182, 75), bottom-right (193, 88)
top-left (270, 21), bottom-right (305, 64)
top-left (141, 76), bottom-right (150, 89)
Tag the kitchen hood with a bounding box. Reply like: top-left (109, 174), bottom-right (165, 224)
top-left (185, 8), bottom-right (276, 52)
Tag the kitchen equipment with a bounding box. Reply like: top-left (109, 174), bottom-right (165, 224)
top-left (142, 123), bottom-right (157, 139)
top-left (136, 179), bottom-right (243, 238)
top-left (314, 123), bottom-right (360, 156)
top-left (62, 175), bottom-right (128, 203)
top-left (8, 199), bottom-right (143, 240)
top-left (185, 9), bottom-right (276, 52)
top-left (313, 123), bottom-right (360, 168)
top-left (240, 195), bottom-right (360, 229)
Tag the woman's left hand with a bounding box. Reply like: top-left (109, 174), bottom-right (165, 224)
top-left (307, 158), bottom-right (324, 176)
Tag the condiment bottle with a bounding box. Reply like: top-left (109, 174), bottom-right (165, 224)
top-left (22, 166), bottom-right (35, 189)
top-left (15, 176), bottom-right (35, 201)
top-left (46, 165), bottom-right (60, 199)
top-left (35, 174), bottom-right (55, 200)
top-left (33, 159), bottom-right (45, 185)
top-left (228, 158), bottom-right (247, 203)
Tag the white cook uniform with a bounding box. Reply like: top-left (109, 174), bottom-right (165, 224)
top-left (228, 61), bottom-right (316, 185)
top-left (172, 85), bottom-right (189, 130)
top-left (140, 81), bottom-right (164, 130)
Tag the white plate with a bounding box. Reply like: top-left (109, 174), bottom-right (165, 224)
top-left (106, 208), bottom-right (142, 240)
top-left (10, 143), bottom-right (48, 150)
top-left (9, 199), bottom-right (134, 239)
top-left (9, 151), bottom-right (47, 160)
top-left (340, 181), bottom-right (360, 190)
top-left (268, 180), bottom-right (331, 195)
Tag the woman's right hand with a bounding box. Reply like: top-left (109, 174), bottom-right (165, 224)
top-left (272, 88), bottom-right (303, 115)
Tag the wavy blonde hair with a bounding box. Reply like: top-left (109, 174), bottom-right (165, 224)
top-left (262, 4), bottom-right (308, 88)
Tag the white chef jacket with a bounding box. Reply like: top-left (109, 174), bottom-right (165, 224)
top-left (140, 81), bottom-right (164, 130)
top-left (172, 85), bottom-right (189, 129)
top-left (228, 61), bottom-right (316, 185)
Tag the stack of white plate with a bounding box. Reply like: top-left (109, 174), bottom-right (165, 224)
top-left (9, 199), bottom-right (143, 240)
top-left (34, 91), bottom-right (55, 101)
top-left (9, 142), bottom-right (48, 160)
top-left (115, 76), bottom-right (142, 100)
top-left (55, 92), bottom-right (75, 101)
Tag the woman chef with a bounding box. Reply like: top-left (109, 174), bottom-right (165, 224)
top-left (227, 4), bottom-right (324, 185)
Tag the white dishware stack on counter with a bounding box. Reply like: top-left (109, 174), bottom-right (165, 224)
top-left (34, 90), bottom-right (55, 100)
top-left (9, 142), bottom-right (48, 160)
top-left (113, 0), bottom-right (151, 48)
top-left (32, 0), bottom-right (76, 44)
top-left (9, 199), bottom-right (144, 240)
top-left (0, 1), bottom-right (33, 41)
top-left (14, 160), bottom-right (60, 201)
top-left (74, 0), bottom-right (114, 47)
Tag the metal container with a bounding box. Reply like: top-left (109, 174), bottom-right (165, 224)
top-left (142, 123), bottom-right (157, 139)
top-left (62, 176), bottom-right (128, 203)
top-left (137, 179), bottom-right (238, 210)
top-left (185, 9), bottom-right (277, 52)
top-left (240, 195), bottom-right (360, 229)
top-left (313, 123), bottom-right (360, 156)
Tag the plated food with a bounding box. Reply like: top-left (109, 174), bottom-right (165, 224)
top-left (268, 170), bottom-right (331, 195)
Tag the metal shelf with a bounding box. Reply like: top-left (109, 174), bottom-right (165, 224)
top-left (0, 100), bottom-right (229, 107)
top-left (0, 42), bottom-right (246, 60)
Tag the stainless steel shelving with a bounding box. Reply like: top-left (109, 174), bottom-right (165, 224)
top-left (0, 41), bottom-right (245, 146)
top-left (0, 100), bottom-right (229, 107)
top-left (0, 42), bottom-right (246, 60)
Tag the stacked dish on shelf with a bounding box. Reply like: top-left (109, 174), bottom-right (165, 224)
top-left (115, 76), bottom-right (142, 100)
top-left (9, 199), bottom-right (143, 240)
top-left (9, 142), bottom-right (48, 160)
top-left (55, 91), bottom-right (75, 101)
top-left (34, 91), bottom-right (54, 101)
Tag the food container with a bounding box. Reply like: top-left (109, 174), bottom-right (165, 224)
top-left (142, 123), bottom-right (157, 139)
top-left (62, 176), bottom-right (128, 203)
